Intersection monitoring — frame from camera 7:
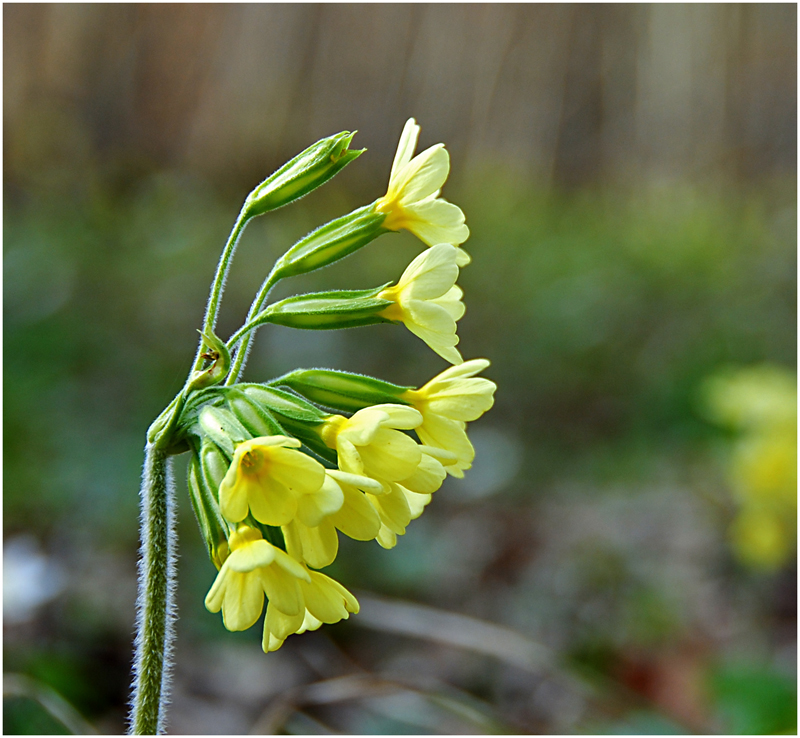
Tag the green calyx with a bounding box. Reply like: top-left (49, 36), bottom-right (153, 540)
top-left (243, 131), bottom-right (364, 218)
top-left (272, 204), bottom-right (388, 279)
top-left (254, 285), bottom-right (393, 331)
top-left (273, 368), bottom-right (413, 413)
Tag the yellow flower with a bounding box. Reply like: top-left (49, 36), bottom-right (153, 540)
top-left (204, 525), bottom-right (310, 632)
top-left (320, 404), bottom-right (424, 485)
top-left (282, 470), bottom-right (383, 568)
top-left (370, 450), bottom-right (447, 549)
top-left (218, 436), bottom-right (329, 526)
top-left (378, 243), bottom-right (465, 365)
top-left (376, 118), bottom-right (470, 265)
top-left (403, 359), bottom-right (496, 477)
top-left (263, 567), bottom-right (359, 652)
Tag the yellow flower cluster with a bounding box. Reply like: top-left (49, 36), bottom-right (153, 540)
top-left (205, 361), bottom-right (495, 650)
top-left (704, 365), bottom-right (797, 570)
top-left (201, 117), bottom-right (496, 651)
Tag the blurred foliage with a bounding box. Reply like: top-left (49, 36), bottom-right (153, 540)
top-left (710, 661), bottom-right (797, 734)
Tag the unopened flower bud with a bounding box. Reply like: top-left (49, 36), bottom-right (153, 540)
top-left (276, 369), bottom-right (411, 414)
top-left (244, 131), bottom-right (364, 218)
top-left (258, 287), bottom-right (392, 331)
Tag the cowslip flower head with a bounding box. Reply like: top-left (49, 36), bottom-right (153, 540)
top-left (204, 525), bottom-right (310, 632)
top-left (263, 567), bottom-right (359, 652)
top-left (378, 243), bottom-right (465, 365)
top-left (401, 359), bottom-right (496, 477)
top-left (376, 118), bottom-right (470, 265)
top-left (282, 470), bottom-right (383, 568)
top-left (219, 435), bottom-right (329, 526)
top-left (320, 404), bottom-right (423, 485)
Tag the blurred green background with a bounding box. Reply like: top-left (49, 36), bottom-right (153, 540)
top-left (4, 4), bottom-right (796, 734)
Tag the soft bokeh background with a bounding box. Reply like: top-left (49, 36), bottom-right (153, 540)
top-left (4, 4), bottom-right (796, 734)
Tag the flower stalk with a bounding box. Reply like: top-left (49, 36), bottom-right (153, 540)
top-left (127, 118), bottom-right (492, 735)
top-left (129, 445), bottom-right (178, 735)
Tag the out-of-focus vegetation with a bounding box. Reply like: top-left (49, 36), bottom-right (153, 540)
top-left (4, 4), bottom-right (796, 735)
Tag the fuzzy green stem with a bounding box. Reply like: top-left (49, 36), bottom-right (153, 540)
top-left (226, 267), bottom-right (281, 385)
top-left (190, 206), bottom-right (250, 376)
top-left (129, 444), bottom-right (178, 735)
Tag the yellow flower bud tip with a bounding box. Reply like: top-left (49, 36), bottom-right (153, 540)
top-left (376, 117), bottom-right (469, 249)
top-left (219, 435), bottom-right (326, 527)
top-left (378, 243), bottom-right (465, 365)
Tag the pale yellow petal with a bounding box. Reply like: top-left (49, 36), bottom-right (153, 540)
top-left (328, 483), bottom-right (382, 541)
top-left (247, 475), bottom-right (297, 526)
top-left (225, 539), bottom-right (277, 572)
top-left (393, 145), bottom-right (449, 204)
top-left (260, 566), bottom-right (303, 616)
top-left (399, 451), bottom-right (447, 495)
top-left (296, 519), bottom-right (339, 569)
top-left (402, 197), bottom-right (469, 246)
top-left (389, 118), bottom-right (420, 183)
top-left (265, 601), bottom-right (305, 641)
top-left (221, 570), bottom-right (264, 631)
top-left (296, 474), bottom-right (344, 527)
top-left (376, 524), bottom-right (397, 549)
top-left (358, 428), bottom-right (422, 481)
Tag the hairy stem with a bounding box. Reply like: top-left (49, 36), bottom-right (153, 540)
top-left (129, 444), bottom-right (178, 735)
top-left (226, 267), bottom-right (281, 384)
top-left (190, 207), bottom-right (250, 376)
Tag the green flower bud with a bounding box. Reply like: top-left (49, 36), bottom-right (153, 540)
top-left (276, 369), bottom-right (412, 414)
top-left (243, 131), bottom-right (364, 218)
top-left (257, 286), bottom-right (392, 331)
top-left (273, 204), bottom-right (388, 279)
top-left (224, 388), bottom-right (286, 438)
top-left (197, 405), bottom-right (251, 456)
top-left (188, 451), bottom-right (229, 570)
top-left (239, 384), bottom-right (335, 465)
top-left (241, 384), bottom-right (327, 425)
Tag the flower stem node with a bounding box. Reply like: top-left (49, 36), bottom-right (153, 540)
top-left (378, 118), bottom-right (470, 265)
top-left (243, 131), bottom-right (364, 219)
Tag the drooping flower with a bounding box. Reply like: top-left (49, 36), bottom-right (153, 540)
top-left (263, 567), bottom-right (359, 652)
top-left (376, 118), bottom-right (470, 265)
top-left (378, 243), bottom-right (465, 365)
top-left (368, 449), bottom-right (450, 549)
top-left (282, 470), bottom-right (383, 568)
top-left (402, 359), bottom-right (496, 477)
top-left (218, 436), bottom-right (329, 526)
top-left (204, 525), bottom-right (310, 632)
top-left (320, 404), bottom-right (424, 486)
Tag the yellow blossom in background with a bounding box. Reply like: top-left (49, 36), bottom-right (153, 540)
top-left (263, 568), bottom-right (359, 652)
top-left (379, 243), bottom-right (465, 365)
top-left (404, 359), bottom-right (497, 477)
top-left (218, 435), bottom-right (329, 526)
top-left (376, 118), bottom-right (470, 265)
top-left (702, 365), bottom-right (797, 571)
top-left (320, 404), bottom-right (424, 485)
top-left (204, 525), bottom-right (310, 632)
